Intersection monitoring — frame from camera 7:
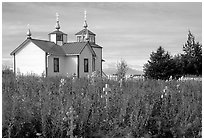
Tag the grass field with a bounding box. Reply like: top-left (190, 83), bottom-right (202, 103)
top-left (2, 71), bottom-right (202, 138)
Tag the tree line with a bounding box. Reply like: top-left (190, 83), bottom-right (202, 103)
top-left (144, 31), bottom-right (202, 80)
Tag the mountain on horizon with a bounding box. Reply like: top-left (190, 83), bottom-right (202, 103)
top-left (103, 67), bottom-right (143, 76)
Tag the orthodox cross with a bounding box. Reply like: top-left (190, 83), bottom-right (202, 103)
top-left (84, 10), bottom-right (86, 20)
top-left (56, 12), bottom-right (59, 21)
top-left (102, 84), bottom-right (111, 108)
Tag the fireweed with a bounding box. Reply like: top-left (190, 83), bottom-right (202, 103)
top-left (2, 73), bottom-right (202, 138)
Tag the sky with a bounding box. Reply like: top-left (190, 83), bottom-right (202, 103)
top-left (2, 2), bottom-right (202, 71)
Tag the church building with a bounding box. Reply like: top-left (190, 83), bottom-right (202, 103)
top-left (10, 12), bottom-right (103, 77)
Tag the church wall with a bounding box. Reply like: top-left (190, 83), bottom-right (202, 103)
top-left (15, 42), bottom-right (45, 76)
top-left (79, 44), bottom-right (93, 77)
top-left (64, 55), bottom-right (78, 77)
top-left (50, 34), bottom-right (56, 43)
top-left (63, 34), bottom-right (67, 43)
top-left (47, 55), bottom-right (65, 76)
top-left (92, 47), bottom-right (102, 74)
top-left (47, 55), bottom-right (78, 77)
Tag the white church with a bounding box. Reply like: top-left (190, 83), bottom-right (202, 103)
top-left (10, 12), bottom-right (104, 78)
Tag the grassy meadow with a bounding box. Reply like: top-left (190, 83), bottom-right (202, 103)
top-left (2, 70), bottom-right (202, 138)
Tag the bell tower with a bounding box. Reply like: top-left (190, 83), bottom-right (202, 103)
top-left (48, 13), bottom-right (67, 46)
top-left (75, 10), bottom-right (96, 43)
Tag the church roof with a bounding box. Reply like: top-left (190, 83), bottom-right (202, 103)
top-left (10, 38), bottom-right (96, 56)
top-left (89, 42), bottom-right (103, 48)
top-left (62, 42), bottom-right (96, 56)
top-left (48, 30), bottom-right (67, 35)
top-left (31, 39), bottom-right (64, 55)
top-left (10, 39), bottom-right (65, 55)
top-left (75, 29), bottom-right (96, 36)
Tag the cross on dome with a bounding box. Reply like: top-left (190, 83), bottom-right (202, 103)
top-left (84, 10), bottom-right (87, 21)
top-left (83, 10), bottom-right (88, 29)
top-left (56, 12), bottom-right (59, 21)
top-left (55, 12), bottom-right (60, 30)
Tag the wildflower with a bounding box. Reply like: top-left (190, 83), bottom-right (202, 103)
top-left (163, 86), bottom-right (168, 93)
top-left (59, 78), bottom-right (66, 87)
top-left (178, 76), bottom-right (184, 81)
top-left (38, 78), bottom-right (43, 83)
top-left (36, 133), bottom-right (42, 136)
top-left (176, 84), bottom-right (180, 89)
top-left (198, 131), bottom-right (202, 137)
top-left (63, 117), bottom-right (67, 121)
top-left (161, 86), bottom-right (168, 98)
top-left (169, 76), bottom-right (173, 81)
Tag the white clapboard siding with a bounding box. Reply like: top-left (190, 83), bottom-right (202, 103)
top-left (15, 42), bottom-right (45, 76)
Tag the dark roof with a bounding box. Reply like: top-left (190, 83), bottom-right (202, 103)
top-left (31, 39), bottom-right (64, 55)
top-left (10, 38), bottom-right (65, 55)
top-left (10, 39), bottom-right (30, 55)
top-left (11, 39), bottom-right (96, 56)
top-left (48, 30), bottom-right (67, 35)
top-left (62, 42), bottom-right (96, 56)
top-left (75, 29), bottom-right (96, 36)
top-left (62, 42), bottom-right (87, 55)
top-left (90, 43), bottom-right (103, 48)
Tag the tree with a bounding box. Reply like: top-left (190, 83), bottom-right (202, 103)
top-left (171, 54), bottom-right (183, 79)
top-left (182, 30), bottom-right (202, 75)
top-left (143, 46), bottom-right (174, 80)
top-left (116, 59), bottom-right (128, 81)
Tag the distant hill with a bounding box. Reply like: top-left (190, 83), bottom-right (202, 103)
top-left (103, 67), bottom-right (143, 76)
top-left (2, 59), bottom-right (13, 69)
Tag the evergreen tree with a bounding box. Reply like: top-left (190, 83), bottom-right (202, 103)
top-left (144, 46), bottom-right (174, 80)
top-left (182, 31), bottom-right (202, 75)
top-left (171, 54), bottom-right (183, 79)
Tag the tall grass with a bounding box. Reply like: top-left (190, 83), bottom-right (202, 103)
top-left (2, 71), bottom-right (202, 138)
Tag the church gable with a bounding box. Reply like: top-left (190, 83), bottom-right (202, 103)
top-left (10, 39), bottom-right (31, 55)
top-left (11, 38), bottom-right (66, 56)
top-left (80, 43), bottom-right (96, 57)
top-left (14, 41), bottom-right (46, 75)
top-left (62, 42), bottom-right (96, 56)
top-left (15, 41), bottom-right (44, 56)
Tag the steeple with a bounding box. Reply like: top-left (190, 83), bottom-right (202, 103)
top-left (85, 27), bottom-right (89, 41)
top-left (27, 24), bottom-right (32, 39)
top-left (75, 10), bottom-right (96, 43)
top-left (48, 13), bottom-right (67, 45)
top-left (55, 12), bottom-right (60, 30)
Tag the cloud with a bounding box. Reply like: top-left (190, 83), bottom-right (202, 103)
top-left (2, 2), bottom-right (202, 71)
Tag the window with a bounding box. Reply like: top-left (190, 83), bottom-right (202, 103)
top-left (56, 34), bottom-right (63, 41)
top-left (92, 58), bottom-right (95, 71)
top-left (54, 58), bottom-right (59, 72)
top-left (90, 37), bottom-right (93, 42)
top-left (77, 36), bottom-right (82, 42)
top-left (82, 36), bottom-right (85, 41)
top-left (84, 59), bottom-right (88, 72)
